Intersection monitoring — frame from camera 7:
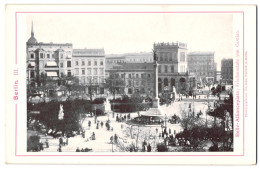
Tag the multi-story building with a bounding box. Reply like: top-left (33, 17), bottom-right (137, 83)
top-left (106, 52), bottom-right (153, 64)
top-left (187, 52), bottom-right (216, 85)
top-left (106, 63), bottom-right (155, 96)
top-left (221, 58), bottom-right (233, 84)
top-left (26, 23), bottom-right (73, 89)
top-left (72, 48), bottom-right (106, 94)
top-left (154, 42), bottom-right (196, 94)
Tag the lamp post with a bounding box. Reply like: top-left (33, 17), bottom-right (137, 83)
top-left (94, 105), bottom-right (97, 124)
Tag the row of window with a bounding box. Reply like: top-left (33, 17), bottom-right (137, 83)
top-left (158, 65), bottom-right (175, 73)
top-left (74, 68), bottom-right (104, 75)
top-left (127, 88), bottom-right (151, 94)
top-left (157, 52), bottom-right (186, 62)
top-left (112, 73), bottom-right (152, 79)
top-left (75, 60), bottom-right (104, 66)
top-left (126, 80), bottom-right (151, 87)
top-left (30, 52), bottom-right (72, 59)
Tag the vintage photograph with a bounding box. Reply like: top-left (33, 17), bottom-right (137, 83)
top-left (26, 13), bottom-right (234, 153)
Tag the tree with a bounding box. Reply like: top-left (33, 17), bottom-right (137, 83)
top-left (104, 72), bottom-right (125, 99)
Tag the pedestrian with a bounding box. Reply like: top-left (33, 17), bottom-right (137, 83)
top-left (101, 121), bottom-right (104, 128)
top-left (116, 114), bottom-right (119, 122)
top-left (156, 128), bottom-right (158, 134)
top-left (45, 139), bottom-right (49, 148)
top-left (169, 128), bottom-right (171, 134)
top-left (121, 124), bottom-right (123, 129)
top-left (76, 147), bottom-right (80, 152)
top-left (81, 148), bottom-right (85, 152)
top-left (114, 134), bottom-right (118, 144)
top-left (66, 137), bottom-right (68, 146)
top-left (57, 145), bottom-right (62, 152)
top-left (88, 121), bottom-right (91, 128)
top-left (96, 123), bottom-right (99, 129)
top-left (92, 132), bottom-right (96, 140)
top-left (59, 137), bottom-right (63, 146)
top-left (147, 144), bottom-right (151, 152)
top-left (110, 136), bottom-right (114, 143)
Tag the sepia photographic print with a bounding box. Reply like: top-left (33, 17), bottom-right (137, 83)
top-left (5, 5), bottom-right (256, 165)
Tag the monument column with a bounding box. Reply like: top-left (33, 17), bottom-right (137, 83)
top-left (152, 50), bottom-right (159, 108)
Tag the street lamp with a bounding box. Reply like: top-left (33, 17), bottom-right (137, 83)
top-left (94, 105), bottom-right (97, 124)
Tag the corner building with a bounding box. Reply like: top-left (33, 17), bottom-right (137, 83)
top-left (26, 23), bottom-right (73, 88)
top-left (154, 42), bottom-right (194, 94)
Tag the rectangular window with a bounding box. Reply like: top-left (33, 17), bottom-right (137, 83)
top-left (94, 60), bottom-right (97, 66)
top-left (60, 72), bottom-right (64, 77)
top-left (93, 68), bottom-right (98, 75)
top-left (165, 65), bottom-right (168, 73)
top-left (128, 88), bottom-right (132, 94)
top-left (47, 54), bottom-right (50, 58)
top-left (75, 61), bottom-right (79, 66)
top-left (60, 53), bottom-right (63, 59)
top-left (180, 52), bottom-right (186, 62)
top-left (88, 61), bottom-right (91, 66)
top-left (87, 69), bottom-right (92, 75)
top-left (67, 61), bottom-right (71, 67)
top-left (141, 74), bottom-right (144, 78)
top-left (30, 71), bottom-right (35, 78)
top-left (82, 60), bottom-right (85, 66)
top-left (52, 54), bottom-right (55, 58)
top-left (60, 63), bottom-right (63, 68)
top-left (136, 74), bottom-right (139, 78)
top-left (121, 74), bottom-right (124, 78)
top-left (82, 69), bottom-right (85, 75)
top-left (40, 53), bottom-right (44, 59)
top-left (147, 74), bottom-right (151, 78)
top-left (99, 68), bottom-right (104, 75)
top-left (171, 65), bottom-right (174, 73)
top-left (100, 61), bottom-right (103, 66)
top-left (30, 53), bottom-right (35, 59)
top-left (129, 74), bottom-right (132, 78)
top-left (158, 65), bottom-right (161, 73)
top-left (75, 69), bottom-right (79, 75)
top-left (67, 71), bottom-right (71, 77)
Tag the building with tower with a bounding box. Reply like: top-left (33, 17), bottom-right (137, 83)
top-left (153, 42), bottom-right (196, 94)
top-left (26, 22), bottom-right (73, 96)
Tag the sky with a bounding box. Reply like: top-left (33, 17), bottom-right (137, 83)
top-left (27, 13), bottom-right (233, 70)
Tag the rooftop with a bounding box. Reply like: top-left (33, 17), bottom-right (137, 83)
top-left (73, 48), bottom-right (105, 56)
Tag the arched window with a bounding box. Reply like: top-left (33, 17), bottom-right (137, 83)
top-left (164, 78), bottom-right (168, 86)
top-left (171, 78), bottom-right (175, 87)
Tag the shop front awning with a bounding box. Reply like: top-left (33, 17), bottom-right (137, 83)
top-left (47, 72), bottom-right (58, 77)
top-left (46, 61), bottom-right (57, 67)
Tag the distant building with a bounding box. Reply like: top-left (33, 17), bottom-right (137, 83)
top-left (221, 59), bottom-right (233, 84)
top-left (216, 71), bottom-right (222, 83)
top-left (106, 63), bottom-right (154, 95)
top-left (72, 48), bottom-right (105, 94)
top-left (106, 52), bottom-right (153, 64)
top-left (154, 42), bottom-right (196, 94)
top-left (26, 22), bottom-right (73, 90)
top-left (187, 52), bottom-right (216, 85)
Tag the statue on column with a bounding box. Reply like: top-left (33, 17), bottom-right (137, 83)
top-left (58, 104), bottom-right (64, 120)
top-left (153, 49), bottom-right (158, 62)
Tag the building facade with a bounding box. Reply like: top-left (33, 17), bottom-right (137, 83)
top-left (221, 58), bottom-right (233, 84)
top-left (187, 52), bottom-right (216, 85)
top-left (72, 48), bottom-right (106, 94)
top-left (106, 63), bottom-right (155, 96)
top-left (154, 42), bottom-right (195, 94)
top-left (27, 23), bottom-right (73, 89)
top-left (106, 52), bottom-right (153, 64)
